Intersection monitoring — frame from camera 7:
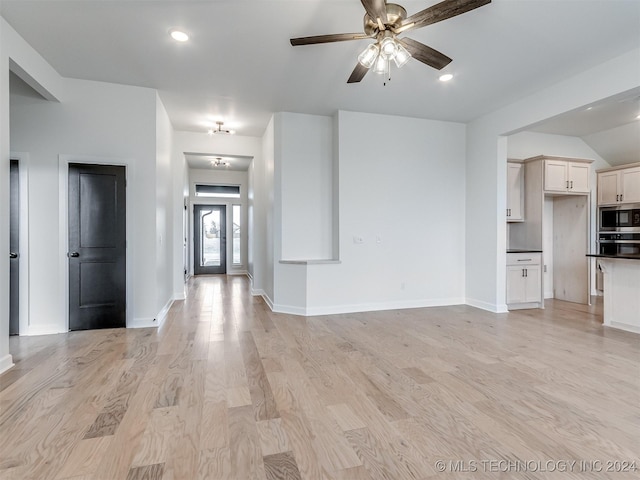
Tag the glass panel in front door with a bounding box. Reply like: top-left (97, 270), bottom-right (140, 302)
top-left (200, 209), bottom-right (221, 267)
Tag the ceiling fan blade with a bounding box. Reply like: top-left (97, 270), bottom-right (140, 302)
top-left (290, 33), bottom-right (369, 46)
top-left (347, 63), bottom-right (370, 83)
top-left (360, 0), bottom-right (388, 25)
top-left (401, 0), bottom-right (491, 32)
top-left (398, 38), bottom-right (452, 70)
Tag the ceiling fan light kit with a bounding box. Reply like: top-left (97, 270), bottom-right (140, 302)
top-left (290, 0), bottom-right (491, 84)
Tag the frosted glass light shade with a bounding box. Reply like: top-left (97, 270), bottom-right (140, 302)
top-left (393, 43), bottom-right (411, 68)
top-left (379, 37), bottom-right (397, 59)
top-left (373, 55), bottom-right (389, 75)
top-left (358, 44), bottom-right (379, 68)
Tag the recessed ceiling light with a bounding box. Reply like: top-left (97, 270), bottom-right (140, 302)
top-left (439, 73), bottom-right (453, 82)
top-left (636, 114), bottom-right (640, 120)
top-left (586, 106), bottom-right (593, 111)
top-left (169, 29), bottom-right (189, 42)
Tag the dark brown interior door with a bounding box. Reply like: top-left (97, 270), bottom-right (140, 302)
top-left (68, 163), bottom-right (126, 330)
top-left (9, 160), bottom-right (19, 335)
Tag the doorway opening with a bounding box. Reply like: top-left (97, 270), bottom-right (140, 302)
top-left (194, 204), bottom-right (226, 275)
top-left (9, 160), bottom-right (19, 335)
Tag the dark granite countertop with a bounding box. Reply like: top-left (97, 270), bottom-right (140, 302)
top-left (587, 254), bottom-right (640, 261)
top-left (507, 249), bottom-right (543, 253)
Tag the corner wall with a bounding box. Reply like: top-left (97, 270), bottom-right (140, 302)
top-left (1, 16), bottom-right (65, 372)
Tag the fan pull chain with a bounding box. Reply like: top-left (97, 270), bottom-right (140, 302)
top-left (384, 59), bottom-right (391, 86)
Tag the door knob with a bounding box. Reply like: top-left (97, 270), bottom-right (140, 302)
top-left (68, 252), bottom-right (80, 258)
top-left (9, 252), bottom-right (18, 259)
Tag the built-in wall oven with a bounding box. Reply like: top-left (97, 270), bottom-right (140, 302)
top-left (598, 203), bottom-right (640, 257)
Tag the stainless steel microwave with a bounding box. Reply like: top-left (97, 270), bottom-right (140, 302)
top-left (599, 204), bottom-right (640, 231)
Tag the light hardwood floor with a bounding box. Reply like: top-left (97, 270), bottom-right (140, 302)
top-left (1, 276), bottom-right (638, 479)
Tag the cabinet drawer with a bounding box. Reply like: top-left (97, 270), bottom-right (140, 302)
top-left (507, 253), bottom-right (541, 266)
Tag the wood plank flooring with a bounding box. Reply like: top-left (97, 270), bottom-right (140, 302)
top-left (1, 276), bottom-right (638, 479)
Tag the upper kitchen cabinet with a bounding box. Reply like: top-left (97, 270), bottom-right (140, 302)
top-left (597, 162), bottom-right (640, 205)
top-left (507, 161), bottom-right (524, 222)
top-left (541, 157), bottom-right (591, 194)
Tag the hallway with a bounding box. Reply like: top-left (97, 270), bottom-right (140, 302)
top-left (1, 275), bottom-right (638, 479)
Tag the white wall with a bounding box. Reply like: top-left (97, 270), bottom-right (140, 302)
top-left (10, 76), bottom-right (160, 331)
top-left (466, 47), bottom-right (640, 313)
top-left (1, 17), bottom-right (64, 371)
top-left (155, 94), bottom-right (175, 316)
top-left (188, 169), bottom-right (249, 275)
top-left (277, 112), bottom-right (335, 261)
top-left (276, 110), bottom-right (467, 315)
top-left (259, 117), bottom-right (275, 303)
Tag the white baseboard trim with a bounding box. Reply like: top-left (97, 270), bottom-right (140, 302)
top-left (173, 290), bottom-right (186, 301)
top-left (227, 270), bottom-right (248, 276)
top-left (0, 354), bottom-right (14, 375)
top-left (465, 298), bottom-right (507, 313)
top-left (25, 324), bottom-right (66, 336)
top-left (272, 297), bottom-right (466, 317)
top-left (272, 304), bottom-right (307, 316)
top-left (128, 317), bottom-right (159, 329)
top-left (262, 293), bottom-right (275, 311)
top-left (251, 288), bottom-right (265, 297)
top-left (156, 298), bottom-right (174, 328)
top-left (606, 321), bottom-right (640, 334)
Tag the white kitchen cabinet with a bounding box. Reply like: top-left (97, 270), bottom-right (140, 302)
top-left (507, 161), bottom-right (524, 222)
top-left (597, 164), bottom-right (640, 205)
top-left (544, 159), bottom-right (590, 194)
top-left (506, 252), bottom-right (543, 309)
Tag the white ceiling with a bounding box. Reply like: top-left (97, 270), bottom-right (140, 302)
top-left (2, 0), bottom-right (640, 161)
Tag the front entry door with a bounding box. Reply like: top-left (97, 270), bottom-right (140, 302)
top-left (9, 160), bottom-right (19, 335)
top-left (194, 205), bottom-right (226, 275)
top-left (68, 164), bottom-right (126, 330)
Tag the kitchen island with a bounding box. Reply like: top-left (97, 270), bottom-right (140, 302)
top-left (587, 254), bottom-right (640, 333)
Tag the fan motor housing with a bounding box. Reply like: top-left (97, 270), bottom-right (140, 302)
top-left (363, 3), bottom-right (407, 36)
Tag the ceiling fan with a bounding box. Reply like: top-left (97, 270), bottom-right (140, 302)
top-left (290, 0), bottom-right (491, 83)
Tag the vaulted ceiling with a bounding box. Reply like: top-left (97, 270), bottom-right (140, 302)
top-left (2, 0), bottom-right (639, 162)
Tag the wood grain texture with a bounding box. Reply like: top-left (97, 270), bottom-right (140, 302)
top-left (1, 276), bottom-right (638, 480)
top-left (263, 451), bottom-right (302, 480)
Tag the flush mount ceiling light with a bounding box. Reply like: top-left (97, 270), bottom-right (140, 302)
top-left (211, 157), bottom-right (230, 167)
top-left (169, 29), bottom-right (189, 42)
top-left (439, 73), bottom-right (453, 82)
top-left (207, 121), bottom-right (236, 136)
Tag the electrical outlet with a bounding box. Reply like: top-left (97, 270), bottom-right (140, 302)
top-left (376, 235), bottom-right (382, 244)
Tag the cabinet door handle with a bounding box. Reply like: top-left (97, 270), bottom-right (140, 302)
top-left (566, 180), bottom-right (569, 189)
top-left (617, 194), bottom-right (620, 201)
top-left (570, 180), bottom-right (573, 189)
top-left (525, 268), bottom-right (528, 277)
top-left (517, 258), bottom-right (532, 262)
top-left (620, 194), bottom-right (623, 202)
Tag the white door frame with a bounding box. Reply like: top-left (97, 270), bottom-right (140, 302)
top-left (58, 154), bottom-right (135, 330)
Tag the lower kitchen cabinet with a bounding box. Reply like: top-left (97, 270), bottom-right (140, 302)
top-left (506, 252), bottom-right (543, 309)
